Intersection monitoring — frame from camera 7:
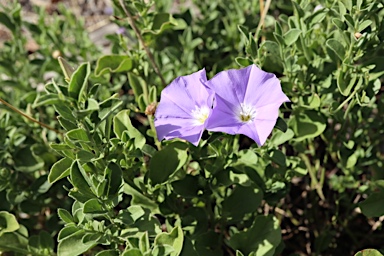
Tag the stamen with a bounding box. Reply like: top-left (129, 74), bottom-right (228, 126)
top-left (191, 106), bottom-right (210, 125)
top-left (238, 103), bottom-right (257, 123)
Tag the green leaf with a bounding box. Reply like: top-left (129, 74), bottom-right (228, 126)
top-left (58, 117), bottom-right (77, 131)
top-left (95, 55), bottom-right (133, 76)
top-left (70, 161), bottom-right (94, 197)
top-left (235, 57), bottom-right (253, 67)
top-left (39, 230), bottom-right (54, 251)
top-left (54, 104), bottom-right (76, 122)
top-left (337, 72), bottom-right (361, 96)
top-left (123, 183), bottom-right (158, 211)
top-left (229, 215), bottom-right (281, 256)
top-left (326, 39), bottom-right (345, 61)
top-left (114, 110), bottom-right (145, 149)
top-left (83, 198), bottom-right (106, 214)
top-left (104, 162), bottom-right (123, 196)
top-left (67, 128), bottom-right (89, 142)
top-left (359, 190), bottom-right (384, 217)
top-left (358, 20), bottom-right (372, 32)
top-left (270, 129), bottom-right (294, 146)
top-left (77, 150), bottom-right (95, 162)
top-left (122, 248), bottom-right (143, 256)
top-left (0, 225), bottom-right (29, 254)
top-left (172, 175), bottom-right (200, 198)
top-left (152, 245), bottom-right (175, 256)
top-left (75, 98), bottom-right (99, 118)
top-left (58, 226), bottom-right (80, 241)
top-left (139, 232), bottom-right (149, 253)
top-left (292, 1), bottom-right (305, 17)
top-left (68, 62), bottom-right (90, 102)
top-left (58, 57), bottom-right (76, 82)
top-left (95, 250), bottom-right (120, 256)
top-left (48, 157), bottom-right (73, 183)
top-left (273, 33), bottom-right (285, 47)
top-left (149, 142), bottom-right (188, 185)
top-left (238, 24), bottom-right (250, 39)
top-left (275, 117), bottom-right (288, 132)
top-left (270, 149), bottom-right (286, 167)
top-left (0, 211), bottom-right (19, 236)
top-left (57, 230), bottom-right (97, 256)
top-left (343, 0), bottom-right (352, 11)
top-left (33, 94), bottom-right (65, 108)
top-left (149, 86), bottom-right (158, 103)
top-left (28, 230), bottom-right (54, 254)
top-left (115, 205), bottom-right (145, 226)
top-left (307, 8), bottom-right (328, 26)
top-left (332, 18), bottom-right (346, 30)
top-left (222, 185), bottom-right (263, 221)
top-left (128, 73), bottom-right (145, 100)
top-left (143, 13), bottom-right (178, 35)
top-left (0, 12), bottom-right (16, 33)
top-left (355, 249), bottom-right (384, 256)
top-left (301, 94), bottom-right (321, 109)
top-left (154, 226), bottom-right (184, 256)
top-left (57, 208), bottom-right (74, 224)
top-left (283, 29), bottom-right (301, 46)
top-left (288, 110), bottom-right (326, 141)
top-left (14, 147), bottom-right (44, 172)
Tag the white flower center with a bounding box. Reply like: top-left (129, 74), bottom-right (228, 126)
top-left (237, 103), bottom-right (257, 123)
top-left (191, 106), bottom-right (210, 125)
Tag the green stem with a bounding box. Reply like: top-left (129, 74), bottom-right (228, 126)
top-left (331, 88), bottom-right (359, 114)
top-left (148, 114), bottom-right (162, 150)
top-left (300, 153), bottom-right (325, 201)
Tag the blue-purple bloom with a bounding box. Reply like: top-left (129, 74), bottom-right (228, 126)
top-left (154, 69), bottom-right (214, 146)
top-left (204, 64), bottom-right (289, 146)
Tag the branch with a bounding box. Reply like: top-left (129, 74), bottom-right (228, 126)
top-left (0, 97), bottom-right (63, 134)
top-left (118, 0), bottom-right (167, 88)
top-left (255, 0), bottom-right (272, 41)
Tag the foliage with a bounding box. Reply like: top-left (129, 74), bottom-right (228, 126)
top-left (0, 0), bottom-right (384, 255)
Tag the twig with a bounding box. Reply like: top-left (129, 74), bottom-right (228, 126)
top-left (255, 0), bottom-right (272, 41)
top-left (118, 0), bottom-right (167, 88)
top-left (0, 97), bottom-right (62, 134)
top-left (259, 0), bottom-right (265, 18)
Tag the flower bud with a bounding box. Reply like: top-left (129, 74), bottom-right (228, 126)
top-left (145, 102), bottom-right (157, 116)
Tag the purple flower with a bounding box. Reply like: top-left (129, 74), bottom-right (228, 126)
top-left (104, 6), bottom-right (114, 15)
top-left (116, 27), bottom-right (126, 35)
top-left (155, 69), bottom-right (214, 146)
top-left (205, 64), bottom-right (289, 146)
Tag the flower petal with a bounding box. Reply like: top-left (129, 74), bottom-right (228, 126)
top-left (154, 69), bottom-right (213, 146)
top-left (205, 67), bottom-right (251, 106)
top-left (253, 119), bottom-right (277, 146)
top-left (206, 96), bottom-right (242, 134)
top-left (237, 122), bottom-right (261, 146)
top-left (167, 126), bottom-right (204, 146)
top-left (155, 117), bottom-right (193, 140)
top-left (244, 65), bottom-right (290, 107)
top-left (160, 69), bottom-right (210, 113)
top-left (255, 103), bottom-right (285, 121)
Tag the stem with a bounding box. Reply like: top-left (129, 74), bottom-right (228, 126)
top-left (254, 0), bottom-right (272, 41)
top-left (148, 114), bottom-right (162, 150)
top-left (118, 0), bottom-right (167, 88)
top-left (300, 153), bottom-right (325, 201)
top-left (0, 97), bottom-right (62, 134)
top-left (331, 88), bottom-right (359, 114)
